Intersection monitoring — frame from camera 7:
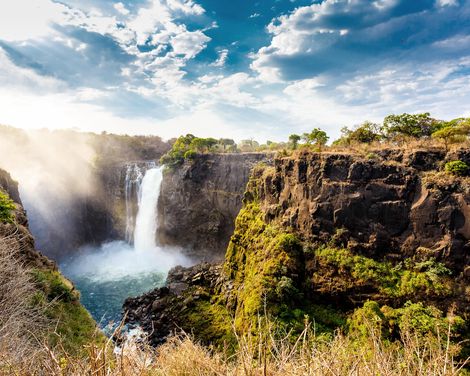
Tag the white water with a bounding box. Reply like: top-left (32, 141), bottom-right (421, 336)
top-left (124, 163), bottom-right (145, 243)
top-left (134, 167), bottom-right (163, 252)
top-left (61, 162), bottom-right (191, 326)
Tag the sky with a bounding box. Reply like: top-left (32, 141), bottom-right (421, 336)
top-left (0, 0), bottom-right (469, 142)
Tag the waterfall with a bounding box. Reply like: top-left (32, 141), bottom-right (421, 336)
top-left (124, 162), bottom-right (159, 245)
top-left (134, 166), bottom-right (163, 252)
top-left (124, 164), bottom-right (144, 243)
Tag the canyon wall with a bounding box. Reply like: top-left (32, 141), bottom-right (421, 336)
top-left (157, 153), bottom-right (272, 261)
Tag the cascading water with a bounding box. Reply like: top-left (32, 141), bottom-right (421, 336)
top-left (124, 162), bottom-right (157, 244)
top-left (134, 166), bottom-right (162, 252)
top-left (61, 162), bottom-right (189, 329)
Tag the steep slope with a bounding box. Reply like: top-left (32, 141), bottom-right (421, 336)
top-left (0, 168), bottom-right (101, 353)
top-left (125, 149), bottom-right (470, 348)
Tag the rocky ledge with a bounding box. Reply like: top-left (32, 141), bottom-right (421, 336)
top-left (124, 263), bottom-right (224, 346)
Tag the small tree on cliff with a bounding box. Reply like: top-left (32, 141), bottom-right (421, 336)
top-left (219, 138), bottom-right (235, 152)
top-left (288, 134), bottom-right (301, 150)
top-left (303, 128), bottom-right (329, 152)
top-left (383, 113), bottom-right (444, 140)
top-left (432, 118), bottom-right (470, 151)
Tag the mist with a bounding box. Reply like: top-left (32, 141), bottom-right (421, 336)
top-left (0, 126), bottom-right (97, 253)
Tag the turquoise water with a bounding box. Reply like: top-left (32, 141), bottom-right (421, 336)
top-left (60, 240), bottom-right (187, 329)
top-left (67, 272), bottom-right (165, 328)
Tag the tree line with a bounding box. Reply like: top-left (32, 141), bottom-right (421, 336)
top-left (160, 113), bottom-right (470, 166)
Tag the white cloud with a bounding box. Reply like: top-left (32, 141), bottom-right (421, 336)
top-left (437, 0), bottom-right (459, 7)
top-left (170, 30), bottom-right (210, 59)
top-left (0, 0), bottom-right (67, 41)
top-left (113, 2), bottom-right (130, 15)
top-left (211, 49), bottom-right (228, 67)
top-left (0, 47), bottom-right (63, 91)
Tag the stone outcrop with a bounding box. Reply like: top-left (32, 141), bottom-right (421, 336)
top-left (158, 153), bottom-right (272, 261)
top-left (124, 263), bottom-right (225, 346)
top-left (0, 168), bottom-right (54, 268)
top-left (258, 150), bottom-right (470, 270)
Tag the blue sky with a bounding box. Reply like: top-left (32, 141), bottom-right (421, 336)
top-left (0, 0), bottom-right (469, 141)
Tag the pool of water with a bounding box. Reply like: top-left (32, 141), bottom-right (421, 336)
top-left (60, 240), bottom-right (188, 330)
top-left (67, 271), bottom-right (165, 327)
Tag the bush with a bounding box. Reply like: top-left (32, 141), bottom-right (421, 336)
top-left (0, 190), bottom-right (16, 223)
top-left (445, 161), bottom-right (469, 176)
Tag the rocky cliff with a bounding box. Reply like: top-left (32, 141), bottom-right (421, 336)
top-left (0, 168), bottom-right (100, 352)
top-left (124, 149), bottom-right (470, 348)
top-left (157, 153), bottom-right (272, 261)
top-left (0, 169), bottom-right (54, 268)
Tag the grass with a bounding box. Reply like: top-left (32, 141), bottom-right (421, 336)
top-left (1, 314), bottom-right (468, 375)
top-left (31, 269), bottom-right (104, 354)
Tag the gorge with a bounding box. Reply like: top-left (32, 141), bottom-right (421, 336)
top-left (61, 163), bottom-right (190, 327)
top-left (1, 128), bottom-right (470, 372)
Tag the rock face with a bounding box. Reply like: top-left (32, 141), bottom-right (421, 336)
top-left (158, 153), bottom-right (272, 261)
top-left (0, 168), bottom-right (54, 268)
top-left (125, 149), bottom-right (470, 347)
top-left (124, 263), bottom-right (225, 346)
top-left (258, 150), bottom-right (470, 270)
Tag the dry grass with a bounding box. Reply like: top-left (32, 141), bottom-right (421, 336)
top-left (0, 233), bottom-right (467, 375)
top-left (0, 235), bottom-right (50, 373)
top-left (1, 317), bottom-right (466, 376)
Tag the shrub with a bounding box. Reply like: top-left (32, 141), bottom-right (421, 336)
top-left (0, 190), bottom-right (16, 223)
top-left (445, 161), bottom-right (469, 176)
top-left (383, 112), bottom-right (444, 139)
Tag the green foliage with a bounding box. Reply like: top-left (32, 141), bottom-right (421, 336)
top-left (349, 301), bottom-right (464, 342)
top-left (315, 247), bottom-right (452, 298)
top-left (432, 119), bottom-right (470, 150)
top-left (302, 128), bottom-right (329, 149)
top-left (383, 112), bottom-right (444, 139)
top-left (31, 269), bottom-right (102, 353)
top-left (336, 121), bottom-right (383, 145)
top-left (160, 134), bottom-right (235, 167)
top-left (288, 134), bottom-right (301, 150)
top-left (32, 269), bottom-right (77, 302)
top-left (0, 190), bottom-right (15, 223)
top-left (445, 160), bottom-right (469, 176)
top-left (181, 298), bottom-right (235, 349)
top-left (225, 201), bottom-right (305, 332)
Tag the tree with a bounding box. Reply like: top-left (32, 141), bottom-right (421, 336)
top-left (303, 128), bottom-right (329, 151)
top-left (190, 137), bottom-right (218, 153)
top-left (431, 118), bottom-right (470, 151)
top-left (288, 134), bottom-right (301, 150)
top-left (239, 139), bottom-right (259, 152)
top-left (219, 138), bottom-right (235, 151)
top-left (383, 113), bottom-right (444, 140)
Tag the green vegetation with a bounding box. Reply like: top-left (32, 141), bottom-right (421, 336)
top-left (288, 134), bottom-right (301, 150)
top-left (0, 190), bottom-right (15, 223)
top-left (383, 112), bottom-right (444, 139)
top-left (445, 160), bottom-right (469, 176)
top-left (349, 300), bottom-right (464, 342)
top-left (31, 269), bottom-right (102, 353)
top-left (225, 201), bottom-right (306, 332)
top-left (302, 128), bottom-right (329, 151)
top-left (432, 119), bottom-right (470, 151)
top-left (180, 298), bottom-right (235, 348)
top-left (315, 246), bottom-right (453, 299)
top-left (160, 134), bottom-right (237, 167)
top-left (334, 121), bottom-right (383, 146)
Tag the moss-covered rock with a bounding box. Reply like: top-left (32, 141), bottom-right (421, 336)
top-left (31, 269), bottom-right (104, 353)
